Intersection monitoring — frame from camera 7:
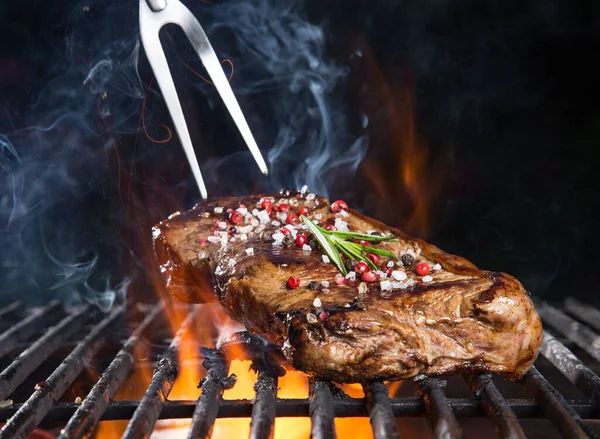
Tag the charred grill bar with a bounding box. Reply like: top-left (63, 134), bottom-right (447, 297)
top-left (0, 299), bottom-right (600, 438)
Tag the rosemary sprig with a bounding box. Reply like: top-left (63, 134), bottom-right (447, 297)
top-left (300, 215), bottom-right (398, 275)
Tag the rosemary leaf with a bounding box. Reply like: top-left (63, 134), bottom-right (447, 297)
top-left (361, 246), bottom-right (397, 258)
top-left (340, 240), bottom-right (378, 270)
top-left (327, 230), bottom-right (399, 243)
top-left (300, 215), bottom-right (346, 274)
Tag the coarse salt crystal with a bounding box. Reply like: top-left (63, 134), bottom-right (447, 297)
top-left (306, 313), bottom-right (318, 324)
top-left (240, 234), bottom-right (248, 241)
top-left (380, 280), bottom-right (392, 291)
top-left (314, 213), bottom-right (323, 220)
top-left (237, 207), bottom-right (248, 215)
top-left (255, 225), bottom-right (266, 234)
top-left (345, 271), bottom-right (356, 281)
top-left (230, 237), bottom-right (236, 242)
top-left (387, 261), bottom-right (395, 268)
top-left (392, 270), bottom-right (407, 281)
top-left (272, 241), bottom-right (283, 246)
top-left (218, 221), bottom-right (227, 229)
top-left (406, 279), bottom-right (416, 287)
top-left (272, 232), bottom-right (285, 242)
top-left (245, 248), bottom-right (254, 256)
top-left (322, 255), bottom-right (330, 264)
top-left (220, 235), bottom-right (228, 246)
top-left (277, 212), bottom-right (288, 223)
top-left (284, 224), bottom-right (298, 237)
top-left (198, 251), bottom-right (207, 259)
top-left (301, 184), bottom-right (308, 195)
top-left (238, 225), bottom-right (253, 234)
top-left (313, 297), bottom-right (322, 307)
top-left (322, 288), bottom-right (330, 293)
top-left (339, 209), bottom-right (349, 217)
top-left (214, 207), bottom-right (223, 214)
top-left (252, 208), bottom-right (259, 216)
top-left (257, 210), bottom-right (270, 224)
top-left (306, 193), bottom-right (316, 201)
top-left (375, 270), bottom-right (387, 279)
top-left (422, 275), bottom-right (433, 283)
top-left (358, 282), bottom-right (368, 295)
top-left (271, 220), bottom-right (281, 227)
top-left (433, 263), bottom-right (442, 271)
top-left (391, 281), bottom-right (406, 289)
top-left (302, 244), bottom-right (312, 251)
top-left (250, 218), bottom-right (259, 227)
top-left (321, 280), bottom-right (330, 287)
top-left (289, 198), bottom-right (299, 206)
top-left (207, 236), bottom-right (221, 243)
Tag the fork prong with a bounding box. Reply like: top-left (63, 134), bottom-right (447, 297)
top-left (139, 1), bottom-right (208, 198)
top-left (177, 4), bottom-right (269, 176)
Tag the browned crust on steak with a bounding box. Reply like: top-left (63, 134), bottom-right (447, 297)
top-left (153, 192), bottom-right (542, 382)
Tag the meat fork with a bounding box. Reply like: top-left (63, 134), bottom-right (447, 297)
top-left (139, 0), bottom-right (268, 199)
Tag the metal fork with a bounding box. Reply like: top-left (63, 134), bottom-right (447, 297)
top-left (139, 0), bottom-right (268, 199)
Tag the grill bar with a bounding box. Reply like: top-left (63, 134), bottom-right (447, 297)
top-left (564, 298), bottom-right (600, 333)
top-left (0, 300), bottom-right (62, 360)
top-left (0, 301), bottom-right (23, 321)
top-left (250, 372), bottom-right (277, 439)
top-left (57, 303), bottom-right (164, 439)
top-left (2, 397), bottom-right (598, 423)
top-left (122, 308), bottom-right (195, 439)
top-left (186, 349), bottom-right (231, 439)
top-left (415, 377), bottom-right (463, 439)
top-left (540, 332), bottom-right (600, 407)
top-left (0, 305), bottom-right (123, 439)
top-left (364, 381), bottom-right (401, 439)
top-left (309, 380), bottom-right (337, 439)
top-left (523, 366), bottom-right (597, 439)
top-left (466, 374), bottom-right (527, 439)
top-left (538, 302), bottom-right (600, 363)
top-left (0, 305), bottom-right (92, 401)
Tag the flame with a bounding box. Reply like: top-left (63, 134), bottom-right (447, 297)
top-left (358, 43), bottom-right (447, 239)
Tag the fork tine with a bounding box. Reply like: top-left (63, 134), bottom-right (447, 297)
top-left (176, 4), bottom-right (269, 176)
top-left (140, 1), bottom-right (208, 199)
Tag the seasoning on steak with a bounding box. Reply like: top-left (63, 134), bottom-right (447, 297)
top-left (153, 190), bottom-right (542, 382)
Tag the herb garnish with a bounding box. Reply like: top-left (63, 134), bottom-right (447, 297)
top-left (300, 215), bottom-right (398, 275)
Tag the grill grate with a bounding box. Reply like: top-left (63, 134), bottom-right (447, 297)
top-left (0, 298), bottom-right (599, 438)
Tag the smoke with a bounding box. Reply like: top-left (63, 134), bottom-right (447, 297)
top-left (0, 0), bottom-right (365, 306)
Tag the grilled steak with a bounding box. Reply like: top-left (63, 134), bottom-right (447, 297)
top-left (153, 190), bottom-right (542, 382)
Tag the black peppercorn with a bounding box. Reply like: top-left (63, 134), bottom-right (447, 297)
top-left (308, 281), bottom-right (319, 290)
top-left (401, 253), bottom-right (414, 267)
top-left (307, 234), bottom-right (319, 250)
top-left (282, 234), bottom-right (294, 247)
top-left (260, 230), bottom-right (274, 243)
top-left (345, 259), bottom-right (358, 271)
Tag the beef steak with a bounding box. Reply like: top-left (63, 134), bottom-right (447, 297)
top-left (153, 191), bottom-right (542, 382)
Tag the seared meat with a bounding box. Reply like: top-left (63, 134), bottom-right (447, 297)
top-left (153, 191), bottom-right (542, 382)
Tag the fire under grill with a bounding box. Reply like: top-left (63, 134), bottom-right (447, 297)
top-left (0, 298), bottom-right (600, 439)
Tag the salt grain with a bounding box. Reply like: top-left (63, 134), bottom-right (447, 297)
top-left (380, 280), bottom-right (392, 291)
top-left (239, 225), bottom-right (253, 234)
top-left (214, 207), bottom-right (223, 214)
top-left (301, 184), bottom-right (308, 195)
top-left (306, 313), bottom-right (318, 324)
top-left (321, 280), bottom-right (330, 287)
top-left (392, 270), bottom-right (407, 281)
top-left (387, 261), bottom-right (395, 268)
top-left (257, 210), bottom-right (270, 224)
top-left (237, 207), bottom-right (248, 215)
top-left (345, 271), bottom-right (356, 281)
top-left (245, 248), bottom-right (254, 256)
top-left (314, 213), bottom-right (323, 220)
top-left (250, 218), bottom-right (259, 227)
top-left (313, 297), bottom-right (322, 307)
top-left (271, 220), bottom-right (281, 227)
top-left (302, 244), bottom-right (312, 251)
top-left (207, 236), bottom-right (221, 243)
top-left (252, 208), bottom-right (260, 216)
top-left (422, 275), bottom-right (433, 283)
top-left (391, 281), bottom-right (406, 289)
top-left (433, 263), bottom-right (442, 271)
top-left (358, 282), bottom-right (368, 295)
top-left (240, 234), bottom-right (248, 241)
top-left (322, 255), bottom-right (330, 264)
top-left (306, 193), bottom-right (316, 201)
top-left (218, 221), bottom-right (227, 229)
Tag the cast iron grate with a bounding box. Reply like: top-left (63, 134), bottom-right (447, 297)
top-left (0, 298), bottom-right (599, 438)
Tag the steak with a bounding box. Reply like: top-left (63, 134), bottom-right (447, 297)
top-left (153, 190), bottom-right (542, 382)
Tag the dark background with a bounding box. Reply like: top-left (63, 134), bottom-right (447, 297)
top-left (0, 0), bottom-right (598, 307)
